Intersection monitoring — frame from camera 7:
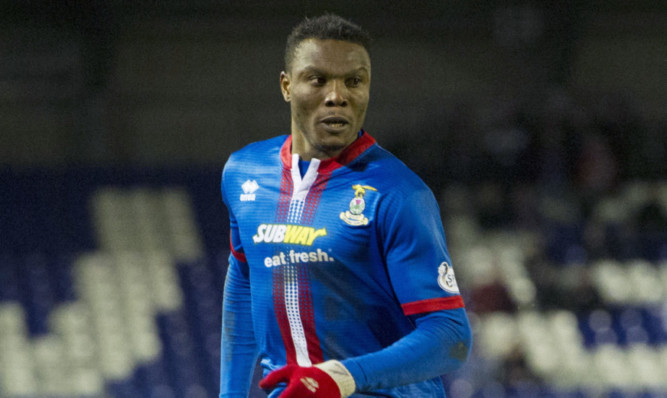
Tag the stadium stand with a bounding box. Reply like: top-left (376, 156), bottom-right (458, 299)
top-left (1, 3), bottom-right (666, 397)
top-left (1, 167), bottom-right (665, 397)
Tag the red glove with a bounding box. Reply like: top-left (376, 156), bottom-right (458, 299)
top-left (259, 360), bottom-right (356, 398)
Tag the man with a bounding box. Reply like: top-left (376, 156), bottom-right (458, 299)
top-left (220, 14), bottom-right (472, 398)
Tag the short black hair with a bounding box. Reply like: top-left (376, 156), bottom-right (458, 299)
top-left (284, 13), bottom-right (371, 72)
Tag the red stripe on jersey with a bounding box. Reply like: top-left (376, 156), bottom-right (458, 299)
top-left (273, 166), bottom-right (296, 363)
top-left (401, 296), bottom-right (465, 316)
top-left (301, 173), bottom-right (329, 224)
top-left (273, 265), bottom-right (297, 364)
top-left (276, 168), bottom-right (293, 222)
top-left (298, 264), bottom-right (323, 364)
top-left (229, 236), bottom-right (247, 263)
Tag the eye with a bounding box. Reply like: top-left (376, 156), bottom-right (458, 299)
top-left (346, 77), bottom-right (362, 87)
top-left (309, 76), bottom-right (326, 86)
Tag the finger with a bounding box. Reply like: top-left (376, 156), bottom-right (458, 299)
top-left (259, 365), bottom-right (295, 390)
top-left (278, 381), bottom-right (302, 398)
top-left (279, 375), bottom-right (316, 398)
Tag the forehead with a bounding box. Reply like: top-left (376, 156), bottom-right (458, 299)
top-left (290, 38), bottom-right (371, 74)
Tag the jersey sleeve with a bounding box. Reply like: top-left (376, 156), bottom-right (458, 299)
top-left (379, 186), bottom-right (464, 316)
top-left (342, 308), bottom-right (472, 392)
top-left (219, 168), bottom-right (257, 397)
top-left (341, 184), bottom-right (472, 393)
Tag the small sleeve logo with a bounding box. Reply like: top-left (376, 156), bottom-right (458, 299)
top-left (437, 262), bottom-right (460, 294)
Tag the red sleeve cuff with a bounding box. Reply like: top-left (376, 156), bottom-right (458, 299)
top-left (401, 296), bottom-right (465, 316)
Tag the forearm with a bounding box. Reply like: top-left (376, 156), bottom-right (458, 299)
top-left (342, 308), bottom-right (472, 392)
top-left (219, 257), bottom-right (257, 397)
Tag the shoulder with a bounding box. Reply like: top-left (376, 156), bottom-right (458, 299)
top-left (221, 135), bottom-right (287, 199)
top-left (225, 135), bottom-right (287, 170)
top-left (362, 146), bottom-right (445, 239)
top-left (223, 135), bottom-right (287, 177)
top-left (359, 144), bottom-right (442, 227)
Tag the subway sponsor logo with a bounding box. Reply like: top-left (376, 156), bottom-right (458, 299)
top-left (252, 224), bottom-right (327, 246)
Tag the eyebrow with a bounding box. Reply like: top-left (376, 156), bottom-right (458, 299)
top-left (299, 66), bottom-right (370, 76)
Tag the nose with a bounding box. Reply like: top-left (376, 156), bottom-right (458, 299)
top-left (325, 80), bottom-right (348, 107)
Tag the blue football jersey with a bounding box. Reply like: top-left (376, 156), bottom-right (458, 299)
top-left (220, 132), bottom-right (465, 397)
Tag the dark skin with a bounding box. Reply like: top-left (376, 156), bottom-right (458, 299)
top-left (280, 39), bottom-right (371, 161)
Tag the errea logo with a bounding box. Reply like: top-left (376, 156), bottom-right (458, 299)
top-left (240, 180), bottom-right (259, 201)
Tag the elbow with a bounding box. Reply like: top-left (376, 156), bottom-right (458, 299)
top-left (447, 314), bottom-right (473, 369)
top-left (449, 337), bottom-right (472, 368)
top-left (416, 308), bottom-right (474, 373)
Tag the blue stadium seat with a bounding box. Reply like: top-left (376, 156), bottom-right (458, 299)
top-left (2, 170), bottom-right (665, 397)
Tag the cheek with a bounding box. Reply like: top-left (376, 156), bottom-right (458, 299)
top-left (291, 90), bottom-right (319, 114)
top-left (292, 100), bottom-right (315, 122)
top-left (353, 96), bottom-right (370, 116)
top-left (291, 100), bottom-right (319, 132)
top-left (352, 90), bottom-right (370, 106)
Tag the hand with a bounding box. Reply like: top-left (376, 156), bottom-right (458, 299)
top-left (259, 360), bottom-right (356, 398)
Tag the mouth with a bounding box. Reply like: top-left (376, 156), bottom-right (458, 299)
top-left (320, 116), bottom-right (349, 130)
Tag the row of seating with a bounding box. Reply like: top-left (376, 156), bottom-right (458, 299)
top-left (0, 261), bottom-right (223, 397)
top-left (477, 311), bottom-right (667, 390)
top-left (2, 178), bottom-right (665, 397)
top-left (440, 181), bottom-right (666, 397)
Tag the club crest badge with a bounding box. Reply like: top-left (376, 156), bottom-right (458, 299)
top-left (437, 262), bottom-right (460, 294)
top-left (340, 184), bottom-right (377, 226)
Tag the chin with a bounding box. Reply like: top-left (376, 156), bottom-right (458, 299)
top-left (322, 129), bottom-right (357, 143)
top-left (311, 139), bottom-right (348, 158)
top-left (321, 136), bottom-right (353, 151)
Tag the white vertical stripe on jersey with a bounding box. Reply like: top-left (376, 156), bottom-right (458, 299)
top-left (284, 264), bottom-right (311, 366)
top-left (284, 154), bottom-right (321, 366)
top-left (287, 200), bottom-right (304, 224)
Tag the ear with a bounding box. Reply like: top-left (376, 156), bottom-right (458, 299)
top-left (280, 71), bottom-right (291, 102)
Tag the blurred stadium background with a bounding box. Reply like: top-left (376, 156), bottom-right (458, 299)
top-left (1, 1), bottom-right (666, 397)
